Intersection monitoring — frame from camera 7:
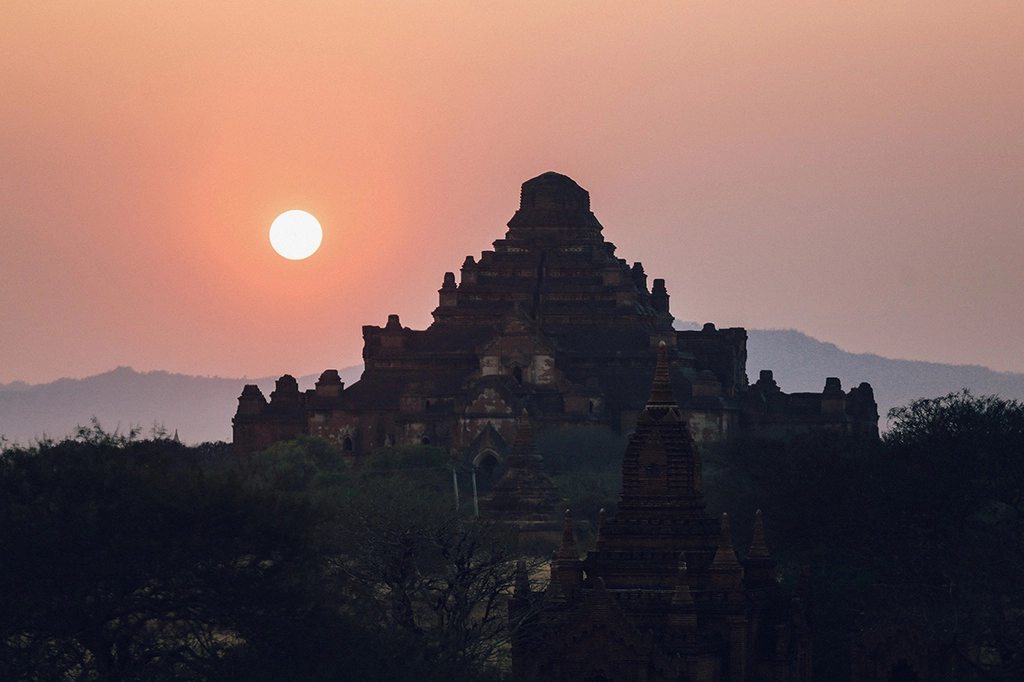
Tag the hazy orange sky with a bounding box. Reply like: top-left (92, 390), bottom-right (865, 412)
top-left (2, 1), bottom-right (1023, 384)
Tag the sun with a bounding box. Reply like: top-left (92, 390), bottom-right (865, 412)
top-left (269, 210), bottom-right (322, 260)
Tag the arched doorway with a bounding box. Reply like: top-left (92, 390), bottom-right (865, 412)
top-left (472, 449), bottom-right (503, 492)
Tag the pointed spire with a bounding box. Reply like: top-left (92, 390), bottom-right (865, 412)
top-left (556, 509), bottom-right (579, 560)
top-left (511, 409), bottom-right (534, 451)
top-left (672, 555), bottom-right (695, 606)
top-left (712, 513), bottom-right (740, 567)
top-left (647, 341), bottom-right (676, 406)
top-left (743, 509), bottom-right (777, 592)
top-left (710, 513), bottom-right (744, 597)
top-left (595, 507), bottom-right (607, 546)
top-left (550, 509), bottom-right (583, 597)
top-left (669, 553), bottom-right (698, 633)
top-left (502, 409), bottom-right (544, 470)
top-left (748, 509), bottom-right (771, 559)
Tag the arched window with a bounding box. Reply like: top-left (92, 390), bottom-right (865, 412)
top-left (342, 436), bottom-right (353, 452)
top-left (512, 366), bottom-right (523, 384)
top-left (421, 435), bottom-right (430, 445)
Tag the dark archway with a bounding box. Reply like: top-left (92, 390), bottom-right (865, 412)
top-left (342, 435), bottom-right (353, 452)
top-left (512, 366), bottom-right (523, 384)
top-left (472, 450), bottom-right (503, 493)
top-left (477, 452), bottom-right (499, 479)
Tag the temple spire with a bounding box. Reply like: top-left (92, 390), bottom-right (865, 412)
top-left (748, 509), bottom-right (770, 559)
top-left (647, 341), bottom-right (675, 407)
top-left (550, 509), bottom-right (583, 597)
top-left (557, 509), bottom-right (579, 560)
top-left (510, 409), bottom-right (535, 455)
top-left (672, 555), bottom-right (695, 607)
top-left (712, 513), bottom-right (740, 567)
top-left (710, 513), bottom-right (744, 597)
top-left (743, 509), bottom-right (778, 591)
top-left (668, 554), bottom-right (699, 635)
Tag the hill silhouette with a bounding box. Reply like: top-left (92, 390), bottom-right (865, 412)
top-left (2, 331), bottom-right (1022, 444)
top-left (744, 328), bottom-right (1024, 426)
top-left (0, 366), bottom-right (362, 446)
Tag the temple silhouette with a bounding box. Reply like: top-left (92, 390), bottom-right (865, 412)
top-left (510, 344), bottom-right (811, 681)
top-left (233, 171), bottom-right (878, 461)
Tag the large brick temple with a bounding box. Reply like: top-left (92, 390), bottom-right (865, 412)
top-left (233, 172), bottom-right (878, 460)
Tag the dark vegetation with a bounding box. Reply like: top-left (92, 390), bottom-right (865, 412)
top-left (0, 428), bottom-right (533, 681)
top-left (702, 391), bottom-right (1024, 680)
top-left (3, 391), bottom-right (1024, 680)
top-left (536, 427), bottom-right (627, 542)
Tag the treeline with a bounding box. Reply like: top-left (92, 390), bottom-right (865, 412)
top-left (0, 426), bottom-right (531, 681)
top-left (702, 391), bottom-right (1024, 680)
top-left (4, 392), bottom-right (1024, 680)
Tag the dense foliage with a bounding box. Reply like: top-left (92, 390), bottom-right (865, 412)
top-left (535, 427), bottom-right (627, 541)
top-left (704, 391), bottom-right (1024, 680)
top-left (0, 432), bottom-right (530, 681)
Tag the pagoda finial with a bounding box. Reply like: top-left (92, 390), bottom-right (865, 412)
top-left (748, 509), bottom-right (771, 559)
top-left (557, 509), bottom-right (578, 559)
top-left (647, 341), bottom-right (675, 406)
top-left (710, 513), bottom-right (744, 596)
top-left (512, 409), bottom-right (534, 449)
top-left (550, 509), bottom-right (583, 597)
top-left (669, 552), bottom-right (698, 632)
top-left (712, 512), bottom-right (740, 568)
top-left (673, 554), bottom-right (695, 606)
top-left (595, 507), bottom-right (607, 546)
top-left (743, 509), bottom-right (777, 591)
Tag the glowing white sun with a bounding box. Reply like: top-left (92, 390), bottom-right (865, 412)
top-left (270, 210), bottom-right (322, 260)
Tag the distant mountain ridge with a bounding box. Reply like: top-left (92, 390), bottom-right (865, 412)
top-left (744, 328), bottom-right (1024, 427)
top-left (2, 330), bottom-right (1023, 445)
top-left (0, 366), bottom-right (362, 446)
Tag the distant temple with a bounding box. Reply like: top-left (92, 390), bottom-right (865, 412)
top-left (233, 172), bottom-right (878, 461)
top-left (510, 345), bottom-right (811, 681)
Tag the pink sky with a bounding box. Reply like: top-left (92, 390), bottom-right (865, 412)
top-left (2, 2), bottom-right (1023, 384)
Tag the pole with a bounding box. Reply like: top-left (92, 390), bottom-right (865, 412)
top-left (452, 467), bottom-right (460, 512)
top-left (472, 468), bottom-right (479, 518)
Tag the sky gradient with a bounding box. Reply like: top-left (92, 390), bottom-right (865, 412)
top-left (2, 1), bottom-right (1023, 384)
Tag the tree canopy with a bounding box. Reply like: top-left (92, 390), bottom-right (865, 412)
top-left (0, 431), bottom-right (533, 681)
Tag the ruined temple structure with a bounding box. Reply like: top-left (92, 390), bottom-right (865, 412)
top-left (233, 172), bottom-right (878, 462)
top-left (477, 410), bottom-right (563, 536)
top-left (510, 346), bottom-right (812, 682)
